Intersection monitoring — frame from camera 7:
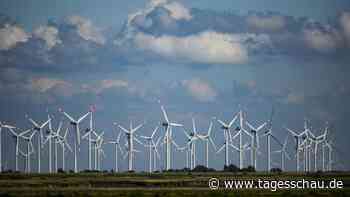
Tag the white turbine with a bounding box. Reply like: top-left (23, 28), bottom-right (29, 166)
top-left (116, 121), bottom-right (144, 171)
top-left (285, 127), bottom-right (306, 172)
top-left (160, 105), bottom-right (183, 171)
top-left (140, 126), bottom-right (159, 173)
top-left (197, 121), bottom-right (216, 168)
top-left (0, 121), bottom-right (16, 172)
top-left (273, 136), bottom-right (291, 171)
top-left (245, 120), bottom-right (266, 169)
top-left (183, 118), bottom-right (201, 170)
top-left (261, 108), bottom-right (275, 172)
top-left (20, 130), bottom-right (36, 173)
top-left (26, 115), bottom-right (50, 173)
top-left (215, 111), bottom-right (239, 167)
top-left (8, 128), bottom-right (32, 171)
top-left (108, 131), bottom-right (124, 172)
top-left (59, 108), bottom-right (91, 173)
top-left (230, 110), bottom-right (252, 169)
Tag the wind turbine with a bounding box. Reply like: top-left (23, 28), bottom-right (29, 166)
top-left (160, 105), bottom-right (183, 170)
top-left (197, 121), bottom-right (216, 168)
top-left (310, 124), bottom-right (328, 171)
top-left (140, 126), bottom-right (159, 173)
top-left (94, 131), bottom-right (105, 171)
top-left (59, 108), bottom-right (91, 173)
top-left (108, 131), bottom-right (124, 172)
top-left (183, 119), bottom-right (201, 170)
top-left (285, 127), bottom-right (306, 172)
top-left (262, 108), bottom-right (275, 171)
top-left (245, 120), bottom-right (266, 169)
top-left (116, 121), bottom-right (144, 171)
top-left (82, 106), bottom-right (96, 171)
top-left (230, 110), bottom-right (252, 169)
top-left (44, 119), bottom-right (64, 173)
top-left (215, 111), bottom-right (239, 167)
top-left (152, 137), bottom-right (162, 171)
top-left (56, 126), bottom-right (72, 171)
top-left (0, 121), bottom-right (16, 172)
top-left (26, 115), bottom-right (50, 173)
top-left (20, 130), bottom-right (36, 173)
top-left (273, 136), bottom-right (291, 171)
top-left (8, 128), bottom-right (32, 171)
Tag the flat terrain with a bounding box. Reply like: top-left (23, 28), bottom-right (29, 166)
top-left (0, 172), bottom-right (349, 196)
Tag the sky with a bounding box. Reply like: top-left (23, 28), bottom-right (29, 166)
top-left (0, 0), bottom-right (349, 172)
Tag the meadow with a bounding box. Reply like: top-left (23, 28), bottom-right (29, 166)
top-left (0, 171), bottom-right (349, 197)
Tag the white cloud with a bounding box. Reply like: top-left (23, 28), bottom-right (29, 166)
top-left (29, 77), bottom-right (72, 93)
top-left (134, 31), bottom-right (248, 64)
top-left (82, 79), bottom-right (129, 94)
top-left (340, 12), bottom-right (350, 44)
top-left (246, 15), bottom-right (285, 32)
top-left (303, 27), bottom-right (343, 53)
top-left (182, 78), bottom-right (217, 102)
top-left (66, 15), bottom-right (106, 45)
top-left (163, 1), bottom-right (192, 21)
top-left (0, 24), bottom-right (29, 50)
top-left (33, 26), bottom-right (62, 49)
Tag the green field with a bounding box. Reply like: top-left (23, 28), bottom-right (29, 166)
top-left (0, 172), bottom-right (349, 196)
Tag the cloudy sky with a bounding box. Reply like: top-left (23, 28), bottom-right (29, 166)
top-left (0, 0), bottom-right (349, 172)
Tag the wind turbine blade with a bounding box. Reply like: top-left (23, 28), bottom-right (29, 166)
top-left (245, 121), bottom-right (256, 131)
top-left (207, 121), bottom-right (213, 136)
top-left (217, 119), bottom-right (228, 127)
top-left (132, 123), bottom-right (143, 133)
top-left (28, 119), bottom-right (39, 128)
top-left (257, 123), bottom-right (267, 131)
top-left (242, 128), bottom-right (252, 138)
top-left (228, 114), bottom-right (238, 128)
top-left (161, 105), bottom-right (169, 123)
top-left (192, 118), bottom-right (196, 134)
top-left (3, 124), bottom-right (16, 129)
top-left (271, 135), bottom-right (283, 147)
top-left (171, 138), bottom-right (179, 149)
top-left (134, 137), bottom-right (144, 146)
top-left (285, 127), bottom-right (298, 136)
top-left (170, 123), bottom-right (182, 127)
top-left (183, 128), bottom-right (191, 139)
top-left (118, 125), bottom-right (130, 134)
top-left (151, 126), bottom-right (159, 138)
top-left (65, 141), bottom-right (73, 153)
top-left (284, 151), bottom-right (291, 160)
top-left (229, 144), bottom-right (239, 152)
top-left (216, 144), bottom-right (225, 154)
top-left (20, 129), bottom-right (32, 136)
top-left (62, 112), bottom-right (76, 123)
top-left (209, 137), bottom-right (217, 150)
top-left (82, 132), bottom-right (90, 139)
top-left (116, 132), bottom-right (122, 143)
top-left (78, 112), bottom-right (90, 123)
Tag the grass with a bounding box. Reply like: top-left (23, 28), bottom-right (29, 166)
top-left (0, 172), bottom-right (349, 196)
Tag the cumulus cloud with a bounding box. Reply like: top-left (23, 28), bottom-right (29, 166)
top-left (246, 14), bottom-right (286, 32)
top-left (29, 77), bottom-right (72, 93)
top-left (134, 31), bottom-right (248, 64)
top-left (66, 15), bottom-right (106, 45)
top-left (0, 24), bottom-right (29, 50)
top-left (163, 1), bottom-right (192, 20)
top-left (82, 79), bottom-right (129, 95)
top-left (181, 78), bottom-right (217, 102)
top-left (303, 25), bottom-right (343, 53)
top-left (33, 26), bottom-right (62, 49)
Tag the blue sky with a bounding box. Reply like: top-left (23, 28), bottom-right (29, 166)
top-left (0, 0), bottom-right (349, 172)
